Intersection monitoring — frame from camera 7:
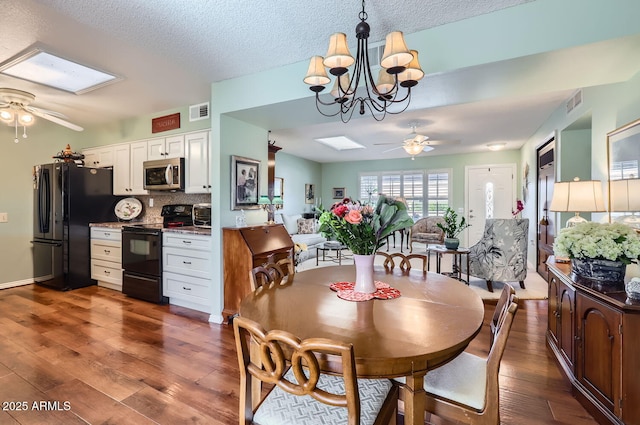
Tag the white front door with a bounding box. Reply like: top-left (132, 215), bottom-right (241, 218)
top-left (465, 164), bottom-right (516, 246)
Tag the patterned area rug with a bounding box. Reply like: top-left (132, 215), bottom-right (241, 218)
top-left (297, 242), bottom-right (548, 301)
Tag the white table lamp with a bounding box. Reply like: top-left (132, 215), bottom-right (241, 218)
top-left (549, 177), bottom-right (605, 227)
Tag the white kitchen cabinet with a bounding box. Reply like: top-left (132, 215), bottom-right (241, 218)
top-left (90, 227), bottom-right (122, 291)
top-left (82, 146), bottom-right (115, 168)
top-left (162, 232), bottom-right (212, 313)
top-left (185, 130), bottom-right (211, 193)
top-left (113, 141), bottom-right (148, 195)
top-left (147, 135), bottom-right (185, 160)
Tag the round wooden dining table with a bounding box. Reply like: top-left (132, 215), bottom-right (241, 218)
top-left (238, 264), bottom-right (485, 425)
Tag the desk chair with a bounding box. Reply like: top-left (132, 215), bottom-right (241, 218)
top-left (395, 297), bottom-right (518, 425)
top-left (233, 316), bottom-right (398, 425)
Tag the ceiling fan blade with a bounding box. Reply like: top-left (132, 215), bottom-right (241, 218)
top-left (0, 102), bottom-right (9, 108)
top-left (425, 139), bottom-right (460, 146)
top-left (372, 142), bottom-right (398, 146)
top-left (29, 109), bottom-right (84, 131)
top-left (382, 146), bottom-right (403, 153)
top-left (24, 105), bottom-right (68, 119)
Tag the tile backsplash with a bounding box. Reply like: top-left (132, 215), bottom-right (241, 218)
top-left (128, 193), bottom-right (211, 223)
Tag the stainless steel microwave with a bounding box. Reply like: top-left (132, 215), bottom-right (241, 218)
top-left (143, 157), bottom-right (185, 191)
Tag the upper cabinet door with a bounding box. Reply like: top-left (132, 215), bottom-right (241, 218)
top-left (185, 131), bottom-right (210, 193)
top-left (147, 135), bottom-right (185, 160)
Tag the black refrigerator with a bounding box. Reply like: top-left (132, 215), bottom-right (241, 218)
top-left (32, 162), bottom-right (121, 290)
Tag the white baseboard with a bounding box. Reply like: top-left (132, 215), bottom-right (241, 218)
top-left (0, 279), bottom-right (34, 290)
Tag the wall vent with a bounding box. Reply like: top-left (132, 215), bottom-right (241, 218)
top-left (189, 102), bottom-right (209, 121)
top-left (566, 89), bottom-right (583, 115)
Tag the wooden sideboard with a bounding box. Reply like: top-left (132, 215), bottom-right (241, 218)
top-left (546, 258), bottom-right (640, 425)
top-left (222, 224), bottom-right (293, 322)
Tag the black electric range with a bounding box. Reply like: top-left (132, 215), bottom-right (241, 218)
top-left (121, 204), bottom-right (193, 303)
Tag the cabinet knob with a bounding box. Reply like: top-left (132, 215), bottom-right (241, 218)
top-left (183, 261), bottom-right (192, 265)
top-left (202, 185), bottom-right (207, 188)
top-left (574, 335), bottom-right (581, 341)
top-left (183, 286), bottom-right (192, 291)
top-left (104, 249), bottom-right (110, 254)
top-left (207, 185), bottom-right (211, 188)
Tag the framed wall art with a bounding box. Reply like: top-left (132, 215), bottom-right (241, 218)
top-left (305, 183), bottom-right (315, 204)
top-left (333, 187), bottom-right (345, 199)
top-left (274, 177), bottom-right (284, 199)
top-left (231, 155), bottom-right (260, 210)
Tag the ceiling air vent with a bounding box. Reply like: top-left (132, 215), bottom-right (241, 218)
top-left (189, 102), bottom-right (209, 122)
top-left (566, 89), bottom-right (583, 115)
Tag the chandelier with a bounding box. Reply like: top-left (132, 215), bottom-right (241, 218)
top-left (304, 0), bottom-right (424, 123)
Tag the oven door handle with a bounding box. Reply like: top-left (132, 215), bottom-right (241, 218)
top-left (165, 164), bottom-right (173, 186)
top-left (124, 230), bottom-right (161, 237)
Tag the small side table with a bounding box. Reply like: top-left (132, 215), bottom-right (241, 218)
top-left (429, 245), bottom-right (471, 284)
top-left (316, 242), bottom-right (349, 266)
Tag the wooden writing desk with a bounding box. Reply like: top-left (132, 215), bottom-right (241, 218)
top-left (239, 265), bottom-right (484, 425)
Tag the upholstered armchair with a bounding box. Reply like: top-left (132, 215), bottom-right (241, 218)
top-left (463, 218), bottom-right (529, 292)
top-left (409, 217), bottom-right (445, 252)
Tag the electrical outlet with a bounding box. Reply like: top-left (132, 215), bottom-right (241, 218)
top-left (0, 212), bottom-right (8, 223)
top-left (149, 198), bottom-right (154, 207)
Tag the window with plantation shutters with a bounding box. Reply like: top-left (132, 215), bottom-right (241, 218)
top-left (358, 169), bottom-right (451, 220)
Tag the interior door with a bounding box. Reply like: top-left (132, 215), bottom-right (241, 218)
top-left (465, 164), bottom-right (516, 246)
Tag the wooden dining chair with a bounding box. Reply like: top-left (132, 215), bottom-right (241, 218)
top-left (395, 298), bottom-right (519, 425)
top-left (375, 252), bottom-right (428, 272)
top-left (490, 284), bottom-right (516, 347)
top-left (249, 258), bottom-right (295, 292)
top-left (233, 316), bottom-right (398, 425)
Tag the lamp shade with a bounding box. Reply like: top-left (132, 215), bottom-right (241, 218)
top-left (380, 32), bottom-right (413, 72)
top-left (375, 69), bottom-right (396, 95)
top-left (610, 178), bottom-right (640, 211)
top-left (330, 73), bottom-right (351, 99)
top-left (398, 50), bottom-right (424, 85)
top-left (549, 178), bottom-right (605, 212)
top-left (272, 196), bottom-right (283, 206)
top-left (304, 56), bottom-right (330, 87)
top-left (323, 33), bottom-right (354, 70)
top-left (258, 195), bottom-right (271, 205)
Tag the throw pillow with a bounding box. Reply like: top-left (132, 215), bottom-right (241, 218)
top-left (282, 214), bottom-right (302, 234)
top-left (297, 218), bottom-right (315, 234)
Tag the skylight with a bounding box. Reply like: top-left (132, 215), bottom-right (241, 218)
top-left (314, 136), bottom-right (365, 151)
top-left (0, 49), bottom-right (121, 94)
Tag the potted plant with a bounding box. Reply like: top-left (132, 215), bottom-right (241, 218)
top-left (437, 207), bottom-right (470, 250)
top-left (554, 222), bottom-right (640, 284)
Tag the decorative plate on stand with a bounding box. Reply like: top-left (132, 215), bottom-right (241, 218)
top-left (114, 198), bottom-right (143, 221)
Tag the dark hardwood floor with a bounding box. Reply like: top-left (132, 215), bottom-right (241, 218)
top-left (0, 284), bottom-right (597, 424)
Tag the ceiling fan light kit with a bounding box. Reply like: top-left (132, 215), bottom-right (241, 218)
top-left (304, 0), bottom-right (424, 123)
top-left (0, 88), bottom-right (83, 143)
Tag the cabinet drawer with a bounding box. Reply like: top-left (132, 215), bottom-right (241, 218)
top-left (91, 227), bottom-right (122, 241)
top-left (163, 247), bottom-right (211, 278)
top-left (91, 240), bottom-right (122, 263)
top-left (163, 272), bottom-right (210, 301)
top-left (163, 233), bottom-right (210, 250)
top-left (91, 259), bottom-right (122, 284)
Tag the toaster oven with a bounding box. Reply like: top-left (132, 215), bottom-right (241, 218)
top-left (193, 203), bottom-right (212, 228)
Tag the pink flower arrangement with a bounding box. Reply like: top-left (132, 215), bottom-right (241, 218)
top-left (318, 196), bottom-right (413, 255)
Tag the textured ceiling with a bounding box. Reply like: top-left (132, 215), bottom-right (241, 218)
top-left (2, 0), bottom-right (640, 162)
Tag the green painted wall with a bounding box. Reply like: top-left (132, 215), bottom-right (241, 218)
top-left (274, 152), bottom-right (322, 216)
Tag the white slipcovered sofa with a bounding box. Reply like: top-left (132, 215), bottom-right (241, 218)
top-left (276, 213), bottom-right (326, 260)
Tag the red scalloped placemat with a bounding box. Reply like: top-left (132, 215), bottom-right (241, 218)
top-left (329, 281), bottom-right (401, 301)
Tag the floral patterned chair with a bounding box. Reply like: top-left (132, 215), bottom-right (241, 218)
top-left (462, 219), bottom-right (529, 292)
top-left (409, 217), bottom-right (445, 252)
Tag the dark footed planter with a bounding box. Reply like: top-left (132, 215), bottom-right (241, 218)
top-left (571, 258), bottom-right (626, 282)
top-left (444, 238), bottom-right (460, 250)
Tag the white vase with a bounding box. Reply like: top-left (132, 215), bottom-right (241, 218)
top-left (353, 254), bottom-right (377, 294)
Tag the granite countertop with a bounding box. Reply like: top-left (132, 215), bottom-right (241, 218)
top-left (90, 221), bottom-right (162, 229)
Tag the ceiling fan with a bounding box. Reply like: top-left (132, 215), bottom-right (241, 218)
top-left (0, 88), bottom-right (83, 142)
top-left (374, 125), bottom-right (460, 160)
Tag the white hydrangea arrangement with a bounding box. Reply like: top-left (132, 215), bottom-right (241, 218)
top-left (554, 222), bottom-right (640, 264)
